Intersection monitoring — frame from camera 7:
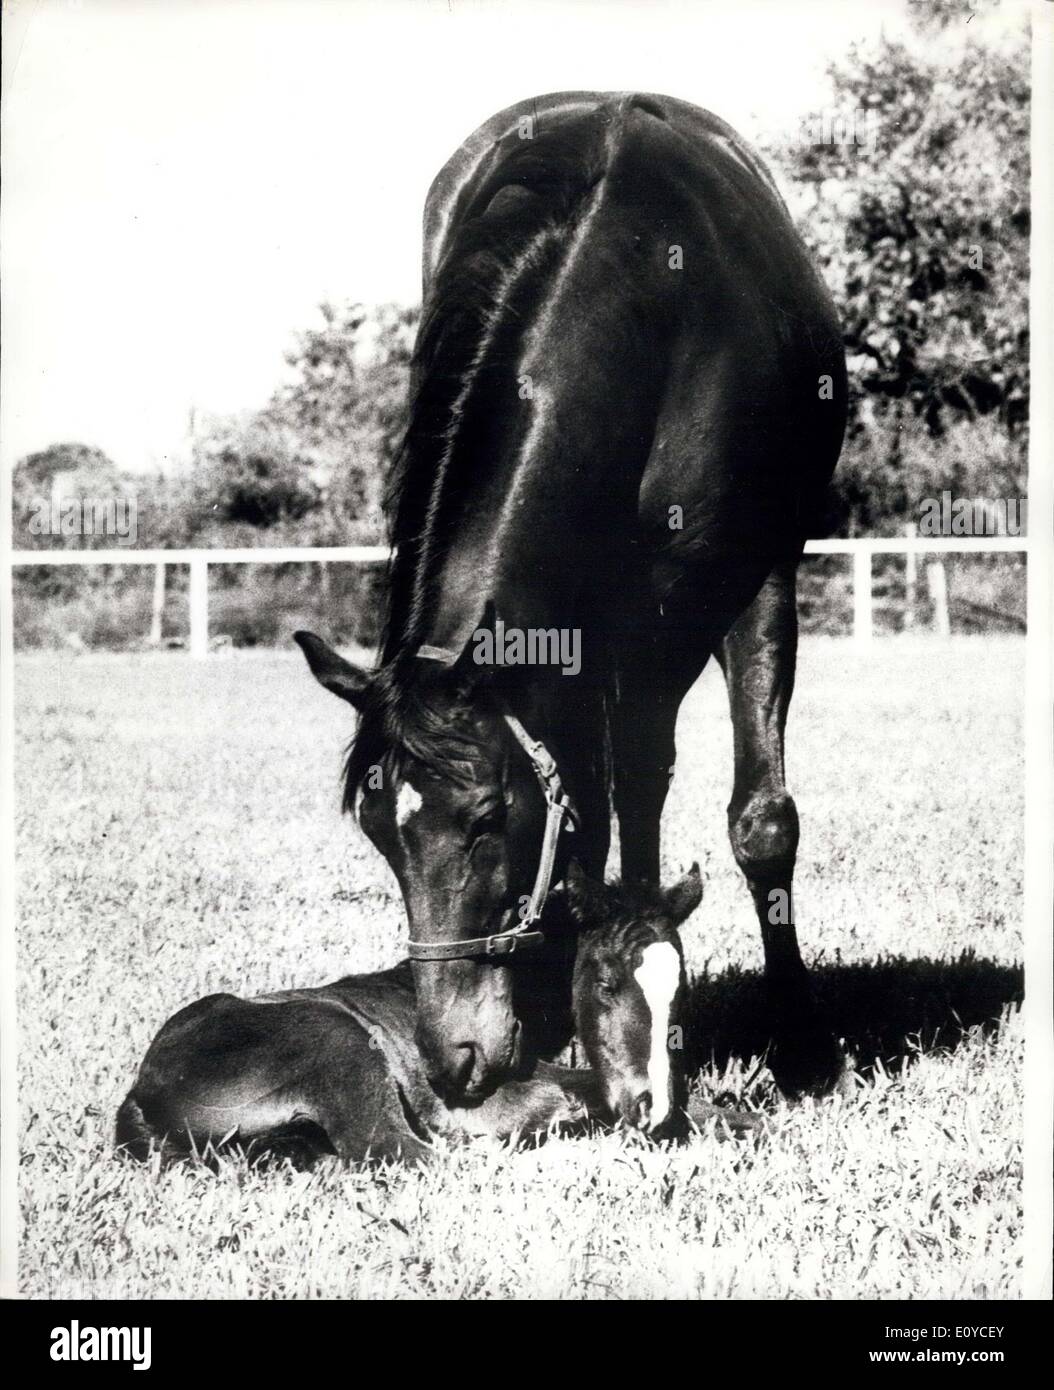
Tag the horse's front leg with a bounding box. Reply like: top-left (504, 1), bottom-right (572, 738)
top-left (611, 640), bottom-right (690, 886)
top-left (717, 561), bottom-right (844, 1098)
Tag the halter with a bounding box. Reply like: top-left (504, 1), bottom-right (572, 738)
top-left (405, 646), bottom-right (578, 963)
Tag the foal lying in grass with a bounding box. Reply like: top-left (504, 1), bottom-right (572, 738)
top-left (116, 865), bottom-right (710, 1168)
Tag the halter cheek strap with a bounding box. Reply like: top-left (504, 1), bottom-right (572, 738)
top-left (405, 647), bottom-right (578, 962)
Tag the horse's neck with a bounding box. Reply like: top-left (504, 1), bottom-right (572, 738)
top-left (424, 483), bottom-right (587, 656)
top-left (422, 371), bottom-right (654, 660)
top-left (521, 673), bottom-right (612, 866)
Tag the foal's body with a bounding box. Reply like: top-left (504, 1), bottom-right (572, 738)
top-left (116, 871), bottom-right (704, 1166)
top-left (116, 961), bottom-right (594, 1167)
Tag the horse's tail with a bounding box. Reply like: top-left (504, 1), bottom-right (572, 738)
top-left (114, 1090), bottom-right (154, 1162)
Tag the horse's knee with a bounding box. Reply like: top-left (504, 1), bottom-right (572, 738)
top-left (728, 791), bottom-right (798, 881)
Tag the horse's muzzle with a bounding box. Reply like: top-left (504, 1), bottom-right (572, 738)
top-left (419, 1015), bottom-right (523, 1104)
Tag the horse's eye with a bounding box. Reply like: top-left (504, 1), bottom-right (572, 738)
top-left (596, 977), bottom-right (618, 998)
top-left (469, 807), bottom-right (505, 841)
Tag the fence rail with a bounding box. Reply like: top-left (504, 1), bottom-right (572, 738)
top-left (9, 537), bottom-right (1028, 656)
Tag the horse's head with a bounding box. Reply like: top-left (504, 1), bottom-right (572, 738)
top-left (296, 630), bottom-right (563, 1102)
top-left (564, 861), bottom-right (702, 1135)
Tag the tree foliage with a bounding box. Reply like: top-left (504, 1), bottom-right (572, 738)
top-left (263, 301), bottom-right (416, 541)
top-left (767, 0), bottom-right (1029, 530)
top-left (166, 303), bottom-right (415, 547)
top-left (12, 442), bottom-right (126, 558)
top-left (181, 414), bottom-right (320, 541)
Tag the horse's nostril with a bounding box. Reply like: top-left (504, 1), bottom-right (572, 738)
top-left (425, 1043), bottom-right (477, 1101)
top-left (634, 1091), bottom-right (653, 1131)
top-left (453, 1043), bottom-right (476, 1087)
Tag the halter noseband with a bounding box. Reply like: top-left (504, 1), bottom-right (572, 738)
top-left (405, 646), bottom-right (578, 963)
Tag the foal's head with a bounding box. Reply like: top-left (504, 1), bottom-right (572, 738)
top-left (563, 862), bottom-right (702, 1136)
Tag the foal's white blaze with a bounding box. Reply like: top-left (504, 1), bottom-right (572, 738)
top-left (633, 941), bottom-right (680, 1127)
top-left (395, 781), bottom-right (423, 827)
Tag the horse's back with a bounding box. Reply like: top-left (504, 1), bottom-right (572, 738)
top-left (424, 90), bottom-right (843, 435)
top-left (421, 92), bottom-right (751, 264)
top-left (423, 91), bottom-right (845, 615)
top-left (425, 91), bottom-right (819, 306)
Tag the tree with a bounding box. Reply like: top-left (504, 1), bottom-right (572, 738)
top-left (14, 441), bottom-right (121, 494)
top-left (266, 301), bottom-right (417, 542)
top-left (12, 442), bottom-right (126, 553)
top-left (180, 413), bottom-right (322, 543)
top-left (766, 0), bottom-right (1029, 531)
top-left (11, 442), bottom-right (145, 619)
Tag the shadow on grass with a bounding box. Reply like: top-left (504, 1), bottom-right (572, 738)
top-left (685, 951), bottom-right (1024, 1076)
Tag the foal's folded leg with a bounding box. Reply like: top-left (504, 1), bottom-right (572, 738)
top-left (306, 1022), bottom-right (435, 1165)
top-left (448, 1075), bottom-right (592, 1141)
top-left (686, 1096), bottom-right (768, 1140)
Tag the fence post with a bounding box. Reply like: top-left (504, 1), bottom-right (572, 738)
top-left (927, 560), bottom-right (950, 638)
top-left (149, 562), bottom-right (166, 646)
top-left (189, 557), bottom-right (208, 659)
top-left (852, 548), bottom-right (872, 646)
top-left (903, 524), bottom-right (917, 631)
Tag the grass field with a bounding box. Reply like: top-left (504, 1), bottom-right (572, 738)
top-left (14, 637), bottom-right (1024, 1299)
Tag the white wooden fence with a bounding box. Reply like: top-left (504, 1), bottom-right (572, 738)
top-left (9, 536), bottom-right (1028, 656)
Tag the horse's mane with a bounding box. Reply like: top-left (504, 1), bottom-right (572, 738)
top-left (345, 113), bottom-right (611, 805)
top-left (342, 662), bottom-right (483, 810)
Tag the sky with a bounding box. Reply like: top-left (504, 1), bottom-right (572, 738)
top-left (0, 0), bottom-right (942, 475)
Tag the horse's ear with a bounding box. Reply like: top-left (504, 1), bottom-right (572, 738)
top-left (563, 858), bottom-right (608, 925)
top-left (662, 863), bottom-right (703, 925)
top-left (293, 631), bottom-right (372, 710)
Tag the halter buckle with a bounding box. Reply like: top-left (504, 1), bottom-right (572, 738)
top-left (485, 932), bottom-right (519, 957)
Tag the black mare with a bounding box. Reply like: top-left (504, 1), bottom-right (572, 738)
top-left (296, 91), bottom-right (847, 1104)
top-left (115, 868), bottom-right (704, 1166)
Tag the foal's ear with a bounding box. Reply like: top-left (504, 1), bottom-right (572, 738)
top-left (293, 631), bottom-right (372, 710)
top-left (663, 863), bottom-right (703, 924)
top-left (562, 858), bottom-right (608, 925)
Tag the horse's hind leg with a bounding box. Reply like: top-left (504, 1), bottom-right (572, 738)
top-left (717, 560), bottom-right (843, 1098)
top-left (244, 1122), bottom-right (336, 1171)
top-left (115, 1091), bottom-right (154, 1163)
